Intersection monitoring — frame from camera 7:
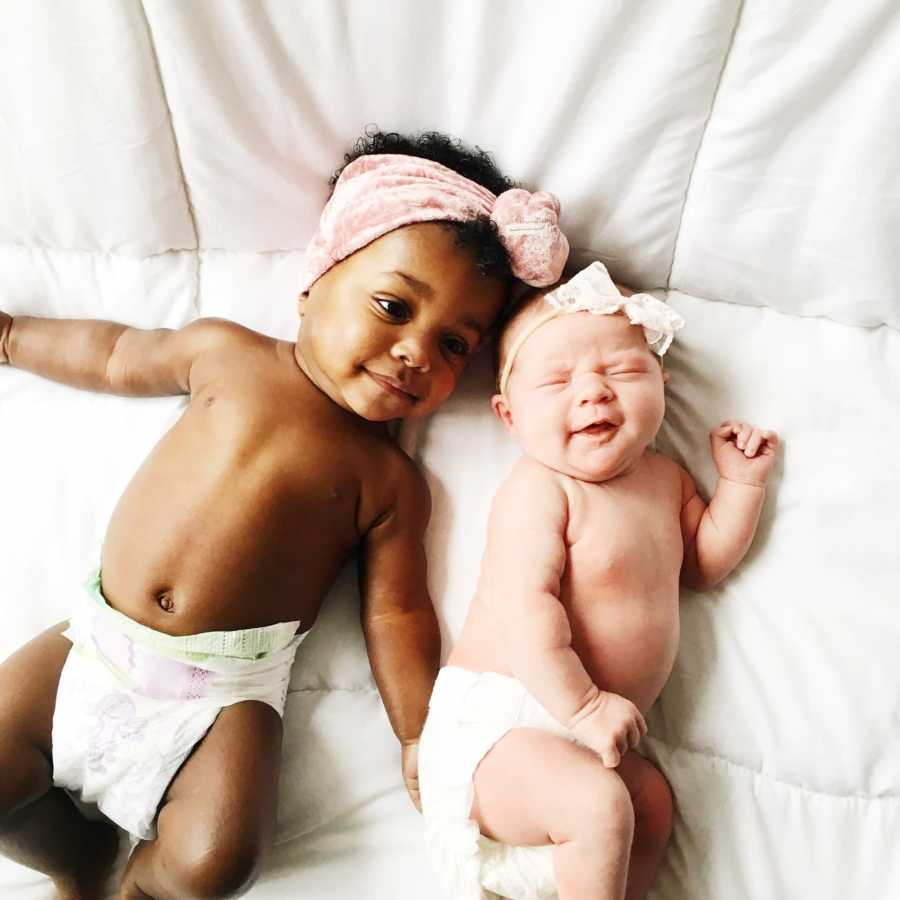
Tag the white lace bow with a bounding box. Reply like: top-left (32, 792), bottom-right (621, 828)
top-left (545, 262), bottom-right (684, 355)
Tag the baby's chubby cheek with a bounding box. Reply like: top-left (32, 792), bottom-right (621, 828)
top-left (508, 403), bottom-right (567, 464)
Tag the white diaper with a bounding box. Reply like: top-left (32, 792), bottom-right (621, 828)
top-left (51, 572), bottom-right (307, 840)
top-left (418, 666), bottom-right (578, 900)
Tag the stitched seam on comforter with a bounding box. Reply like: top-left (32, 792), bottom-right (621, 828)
top-left (139, 1), bottom-right (201, 316)
top-left (665, 288), bottom-right (900, 335)
top-left (665, 0), bottom-right (745, 291)
top-left (646, 736), bottom-right (900, 801)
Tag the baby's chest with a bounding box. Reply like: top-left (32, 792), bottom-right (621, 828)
top-left (204, 402), bottom-right (367, 514)
top-left (567, 481), bottom-right (683, 579)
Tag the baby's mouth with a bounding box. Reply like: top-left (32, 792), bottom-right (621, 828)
top-left (575, 420), bottom-right (618, 439)
top-left (365, 369), bottom-right (421, 402)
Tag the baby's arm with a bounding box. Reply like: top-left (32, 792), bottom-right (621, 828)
top-left (488, 464), bottom-right (646, 768)
top-left (0, 309), bottom-right (244, 396)
top-left (0, 311), bottom-right (12, 364)
top-left (359, 457), bottom-right (440, 809)
top-left (680, 420), bottom-right (780, 590)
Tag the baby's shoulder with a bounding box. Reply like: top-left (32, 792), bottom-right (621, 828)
top-left (645, 448), bottom-right (681, 476)
top-left (645, 450), bottom-right (694, 500)
top-left (505, 454), bottom-right (566, 490)
top-left (493, 456), bottom-right (568, 517)
top-left (386, 442), bottom-right (429, 494)
top-left (184, 318), bottom-right (275, 381)
top-left (360, 439), bottom-right (431, 523)
top-left (184, 317), bottom-right (269, 353)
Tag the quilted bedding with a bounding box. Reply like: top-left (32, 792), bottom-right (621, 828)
top-left (1, 2), bottom-right (898, 898)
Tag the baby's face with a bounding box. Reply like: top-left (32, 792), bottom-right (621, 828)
top-left (297, 223), bottom-right (507, 420)
top-left (496, 312), bottom-right (665, 481)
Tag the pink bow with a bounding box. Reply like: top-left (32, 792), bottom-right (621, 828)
top-left (298, 154), bottom-right (569, 292)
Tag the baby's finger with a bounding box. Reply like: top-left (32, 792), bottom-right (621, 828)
top-left (627, 720), bottom-right (642, 748)
top-left (735, 422), bottom-right (752, 450)
top-left (715, 421), bottom-right (737, 439)
top-left (711, 424), bottom-right (737, 452)
top-left (744, 430), bottom-right (763, 457)
top-left (602, 743), bottom-right (621, 769)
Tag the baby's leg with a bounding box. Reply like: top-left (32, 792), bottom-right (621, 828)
top-left (118, 699), bottom-right (282, 900)
top-left (0, 624), bottom-right (119, 898)
top-left (471, 727), bottom-right (634, 900)
top-left (616, 752), bottom-right (674, 900)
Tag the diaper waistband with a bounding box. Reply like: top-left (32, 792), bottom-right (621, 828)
top-left (430, 666), bottom-right (531, 715)
top-left (429, 666), bottom-right (570, 738)
top-left (81, 570), bottom-right (302, 663)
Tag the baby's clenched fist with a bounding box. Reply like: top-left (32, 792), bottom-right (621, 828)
top-left (710, 420), bottom-right (779, 486)
top-left (570, 689), bottom-right (647, 769)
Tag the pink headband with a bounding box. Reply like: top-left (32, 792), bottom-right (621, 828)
top-left (298, 154), bottom-right (569, 293)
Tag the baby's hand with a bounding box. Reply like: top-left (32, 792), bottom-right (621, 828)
top-left (401, 739), bottom-right (421, 812)
top-left (571, 690), bottom-right (647, 768)
top-left (0, 311), bottom-right (10, 364)
top-left (711, 420), bottom-right (779, 487)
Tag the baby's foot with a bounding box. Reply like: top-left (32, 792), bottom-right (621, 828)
top-left (52, 820), bottom-right (120, 900)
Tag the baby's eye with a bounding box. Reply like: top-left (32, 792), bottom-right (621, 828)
top-left (441, 335), bottom-right (470, 357)
top-left (374, 297), bottom-right (409, 320)
top-left (538, 375), bottom-right (569, 388)
top-left (609, 367), bottom-right (646, 377)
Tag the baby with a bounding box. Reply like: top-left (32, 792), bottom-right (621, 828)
top-left (0, 130), bottom-right (569, 900)
top-left (418, 262), bottom-right (779, 900)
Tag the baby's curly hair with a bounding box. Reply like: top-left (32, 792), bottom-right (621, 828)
top-left (331, 127), bottom-right (516, 283)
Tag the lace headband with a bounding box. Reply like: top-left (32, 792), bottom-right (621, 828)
top-left (498, 262), bottom-right (685, 396)
top-left (297, 154), bottom-right (570, 292)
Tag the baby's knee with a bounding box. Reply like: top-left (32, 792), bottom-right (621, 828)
top-left (633, 764), bottom-right (674, 849)
top-left (0, 738), bottom-right (51, 818)
top-left (163, 829), bottom-right (265, 899)
top-left (572, 769), bottom-right (635, 844)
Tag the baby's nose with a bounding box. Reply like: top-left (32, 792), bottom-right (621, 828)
top-left (578, 374), bottom-right (613, 403)
top-left (392, 336), bottom-right (430, 371)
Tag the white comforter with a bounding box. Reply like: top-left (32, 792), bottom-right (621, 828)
top-left (1, 2), bottom-right (898, 898)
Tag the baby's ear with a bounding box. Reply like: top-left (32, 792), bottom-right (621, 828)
top-left (491, 393), bottom-right (514, 429)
